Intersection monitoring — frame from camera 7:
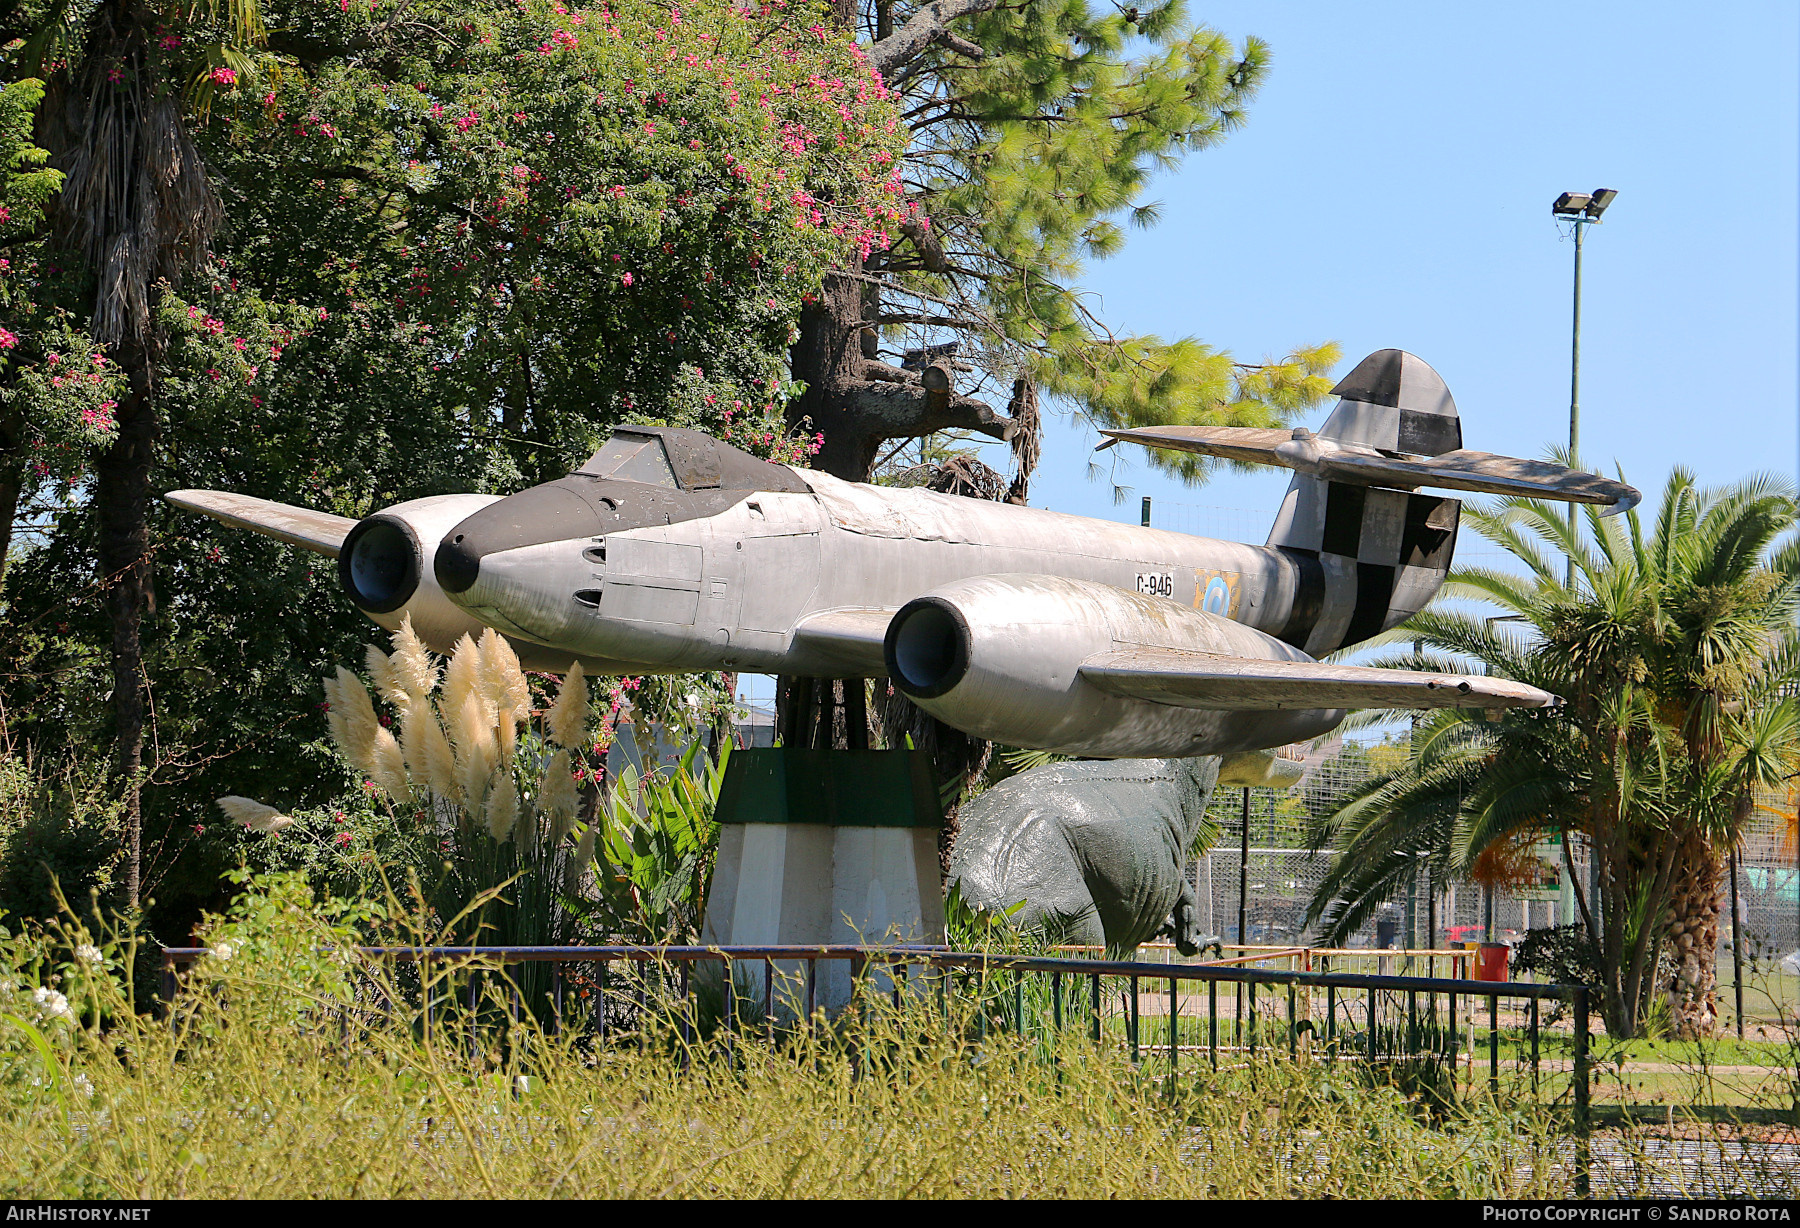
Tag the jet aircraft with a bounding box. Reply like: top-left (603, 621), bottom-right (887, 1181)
top-left (168, 350), bottom-right (1636, 759)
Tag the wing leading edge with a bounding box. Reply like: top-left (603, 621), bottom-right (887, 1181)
top-left (1079, 647), bottom-right (1556, 712)
top-left (164, 489), bottom-right (357, 557)
top-left (795, 607), bottom-right (1557, 712)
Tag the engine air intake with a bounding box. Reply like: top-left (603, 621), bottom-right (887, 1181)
top-left (885, 598), bottom-right (970, 699)
top-left (339, 516), bottom-right (420, 614)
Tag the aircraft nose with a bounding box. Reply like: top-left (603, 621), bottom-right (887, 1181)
top-left (434, 533), bottom-right (481, 594)
top-left (432, 478), bottom-right (623, 600)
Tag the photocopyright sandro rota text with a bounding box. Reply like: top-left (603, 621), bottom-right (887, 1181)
top-left (1479, 1206), bottom-right (1796, 1222)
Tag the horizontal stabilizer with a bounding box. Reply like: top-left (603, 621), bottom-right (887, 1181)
top-left (1098, 424), bottom-right (1640, 516)
top-left (1079, 647), bottom-right (1557, 712)
top-left (165, 489), bottom-right (356, 557)
top-left (789, 607), bottom-right (895, 676)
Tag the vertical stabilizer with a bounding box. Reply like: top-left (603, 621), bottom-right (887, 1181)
top-left (1266, 350), bottom-right (1462, 656)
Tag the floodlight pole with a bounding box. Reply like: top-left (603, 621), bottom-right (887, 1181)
top-left (1569, 218), bottom-right (1585, 472)
top-left (1553, 188), bottom-right (1616, 588)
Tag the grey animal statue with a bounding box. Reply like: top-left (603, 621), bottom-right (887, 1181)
top-left (952, 749), bottom-right (1302, 954)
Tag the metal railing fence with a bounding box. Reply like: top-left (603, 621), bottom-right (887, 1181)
top-left (160, 943), bottom-right (1591, 1148)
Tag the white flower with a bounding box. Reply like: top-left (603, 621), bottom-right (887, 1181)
top-left (32, 986), bottom-right (71, 1021)
top-left (72, 1073), bottom-right (94, 1099)
top-left (210, 941), bottom-right (235, 961)
top-left (74, 944), bottom-right (103, 966)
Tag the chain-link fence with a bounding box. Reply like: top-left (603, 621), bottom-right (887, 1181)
top-left (1194, 736), bottom-right (1800, 957)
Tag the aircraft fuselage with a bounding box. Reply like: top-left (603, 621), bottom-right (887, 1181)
top-left (441, 467), bottom-right (1307, 678)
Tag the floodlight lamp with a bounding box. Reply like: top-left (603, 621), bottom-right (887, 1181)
top-left (1552, 192), bottom-right (1592, 217)
top-left (1584, 188), bottom-right (1618, 218)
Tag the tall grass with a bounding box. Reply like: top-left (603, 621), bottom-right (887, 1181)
top-left (0, 875), bottom-right (1606, 1199)
top-left (7, 875), bottom-right (1799, 1197)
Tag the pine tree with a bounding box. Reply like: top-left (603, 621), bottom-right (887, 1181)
top-left (792, 0), bottom-right (1340, 487)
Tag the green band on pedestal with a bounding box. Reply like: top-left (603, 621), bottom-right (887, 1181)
top-left (714, 748), bottom-right (943, 828)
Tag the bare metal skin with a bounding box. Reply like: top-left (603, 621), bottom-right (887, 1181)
top-left (165, 349), bottom-right (1636, 948)
top-left (166, 350), bottom-right (1619, 760)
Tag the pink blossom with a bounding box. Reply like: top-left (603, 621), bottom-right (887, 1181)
top-left (621, 272), bottom-right (634, 286)
top-left (159, 34), bottom-right (182, 50)
top-left (209, 67), bottom-right (238, 86)
top-left (0, 329), bottom-right (17, 350)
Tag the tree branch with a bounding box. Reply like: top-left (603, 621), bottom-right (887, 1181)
top-left (847, 379), bottom-right (1014, 442)
top-left (868, 0), bottom-right (999, 76)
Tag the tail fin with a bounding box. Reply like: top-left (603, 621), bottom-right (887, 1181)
top-left (1097, 348), bottom-right (1640, 657)
top-left (1264, 351), bottom-right (1462, 655)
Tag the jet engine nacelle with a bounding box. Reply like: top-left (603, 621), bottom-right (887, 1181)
top-left (883, 574), bottom-right (1343, 758)
top-left (338, 494), bottom-right (504, 653)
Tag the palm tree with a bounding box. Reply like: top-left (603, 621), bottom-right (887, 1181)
top-left (24, 0), bottom-right (274, 908)
top-left (1307, 468), bottom-right (1800, 1039)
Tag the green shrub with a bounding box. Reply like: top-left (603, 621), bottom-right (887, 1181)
top-left (0, 754), bottom-right (121, 926)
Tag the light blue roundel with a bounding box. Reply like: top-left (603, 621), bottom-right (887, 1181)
top-left (1202, 577), bottom-right (1231, 615)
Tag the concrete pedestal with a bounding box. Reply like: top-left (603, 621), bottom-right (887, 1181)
top-left (701, 748), bottom-right (945, 1014)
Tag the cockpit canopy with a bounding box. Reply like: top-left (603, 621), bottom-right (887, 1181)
top-left (576, 426), bottom-right (808, 493)
top-left (578, 431), bottom-right (681, 487)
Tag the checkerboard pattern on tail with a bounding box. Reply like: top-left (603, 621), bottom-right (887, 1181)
top-left (1265, 349), bottom-right (1462, 657)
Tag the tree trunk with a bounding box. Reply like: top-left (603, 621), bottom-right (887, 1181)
top-left (788, 272), bottom-right (877, 482)
top-left (1665, 830), bottom-right (1725, 1039)
top-left (93, 335), bottom-right (156, 911)
top-left (0, 418), bottom-right (21, 585)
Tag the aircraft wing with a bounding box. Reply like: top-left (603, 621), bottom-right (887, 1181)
top-left (165, 489), bottom-right (356, 557)
top-left (1079, 647), bottom-right (1556, 711)
top-left (1097, 424), bottom-right (1640, 515)
top-left (789, 608), bottom-right (895, 676)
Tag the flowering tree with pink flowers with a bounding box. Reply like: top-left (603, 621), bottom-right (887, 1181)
top-left (206, 0), bottom-right (906, 482)
top-left (0, 0), bottom-right (908, 931)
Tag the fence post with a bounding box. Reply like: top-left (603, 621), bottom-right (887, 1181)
top-left (1287, 982), bottom-right (1297, 1058)
top-left (1488, 990), bottom-right (1500, 1098)
top-left (160, 950), bottom-right (177, 1026)
top-left (1572, 985), bottom-right (1590, 1198)
top-left (1208, 979), bottom-right (1218, 1071)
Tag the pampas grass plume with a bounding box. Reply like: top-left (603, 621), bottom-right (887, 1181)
top-left (486, 774), bottom-right (520, 842)
top-left (452, 693), bottom-right (497, 776)
top-left (334, 666), bottom-right (382, 775)
top-left (539, 749), bottom-right (580, 842)
top-left (364, 643), bottom-right (409, 715)
top-left (547, 663), bottom-right (589, 749)
top-left (217, 796), bottom-right (294, 834)
top-left (566, 821), bottom-right (597, 895)
top-left (403, 709), bottom-right (459, 799)
top-left (496, 704), bottom-right (519, 768)
top-left (440, 634), bottom-right (482, 727)
top-left (370, 726), bottom-right (411, 802)
top-left (321, 674), bottom-right (348, 751)
top-left (389, 614), bottom-right (440, 703)
top-left (479, 628), bottom-right (531, 716)
top-left (460, 754), bottom-right (490, 817)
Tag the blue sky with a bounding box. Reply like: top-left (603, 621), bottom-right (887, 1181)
top-left (1028, 0), bottom-right (1799, 529)
top-left (742, 1), bottom-right (1799, 705)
